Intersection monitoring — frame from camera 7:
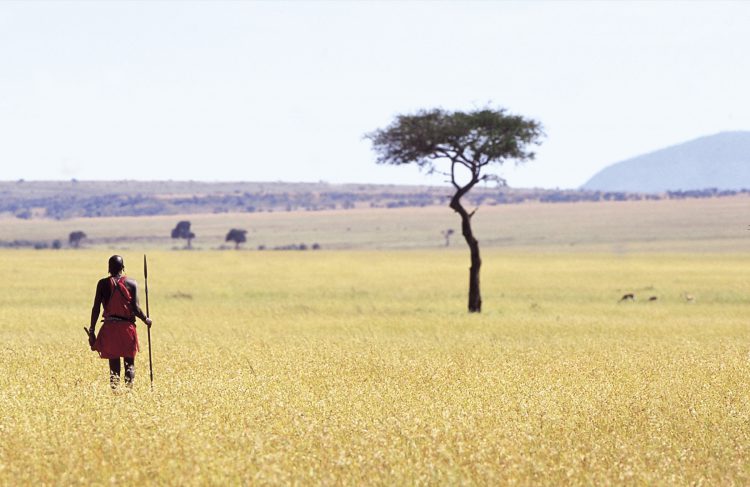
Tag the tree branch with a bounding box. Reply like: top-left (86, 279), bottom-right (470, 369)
top-left (481, 173), bottom-right (507, 188)
top-left (456, 151), bottom-right (477, 168)
top-left (450, 161), bottom-right (459, 190)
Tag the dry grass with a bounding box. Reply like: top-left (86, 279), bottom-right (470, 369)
top-left (0, 194), bottom-right (748, 252)
top-left (1, 249), bottom-right (749, 484)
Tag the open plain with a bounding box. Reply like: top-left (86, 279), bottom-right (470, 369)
top-left (4, 0), bottom-right (750, 484)
top-left (1, 193), bottom-right (748, 252)
top-left (1, 244), bottom-right (749, 484)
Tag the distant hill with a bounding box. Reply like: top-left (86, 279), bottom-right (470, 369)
top-left (582, 131), bottom-right (750, 193)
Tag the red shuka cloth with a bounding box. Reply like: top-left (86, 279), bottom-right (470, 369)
top-left (94, 276), bottom-right (140, 359)
top-left (95, 322), bottom-right (139, 359)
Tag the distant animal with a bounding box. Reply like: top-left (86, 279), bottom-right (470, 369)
top-left (684, 293), bottom-right (695, 303)
top-left (648, 296), bottom-right (658, 301)
top-left (619, 293), bottom-right (635, 302)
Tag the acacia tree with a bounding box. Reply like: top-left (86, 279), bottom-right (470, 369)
top-left (441, 228), bottom-right (454, 247)
top-left (225, 228), bottom-right (247, 250)
top-left (171, 220), bottom-right (195, 249)
top-left (367, 107), bottom-right (543, 312)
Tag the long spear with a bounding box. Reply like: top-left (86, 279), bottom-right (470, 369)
top-left (144, 254), bottom-right (154, 389)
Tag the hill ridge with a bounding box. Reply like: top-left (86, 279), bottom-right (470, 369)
top-left (582, 131), bottom-right (750, 193)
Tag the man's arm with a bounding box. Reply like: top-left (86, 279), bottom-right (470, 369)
top-left (88, 280), bottom-right (105, 349)
top-left (128, 279), bottom-right (152, 327)
top-left (90, 279), bottom-right (105, 331)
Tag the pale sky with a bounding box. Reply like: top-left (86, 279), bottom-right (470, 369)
top-left (1, 1), bottom-right (748, 189)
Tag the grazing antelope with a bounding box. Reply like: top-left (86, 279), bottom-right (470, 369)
top-left (648, 296), bottom-right (658, 302)
top-left (684, 293), bottom-right (695, 303)
top-left (619, 293), bottom-right (635, 302)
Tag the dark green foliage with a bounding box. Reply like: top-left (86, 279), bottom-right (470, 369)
top-left (366, 107), bottom-right (543, 178)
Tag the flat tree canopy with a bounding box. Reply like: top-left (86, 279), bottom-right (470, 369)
top-left (367, 107), bottom-right (543, 312)
top-left (226, 228), bottom-right (247, 249)
top-left (367, 107), bottom-right (542, 179)
top-left (171, 220), bottom-right (196, 249)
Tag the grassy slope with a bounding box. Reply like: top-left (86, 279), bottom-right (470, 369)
top-left (0, 250), bottom-right (748, 484)
top-left (0, 194), bottom-right (747, 251)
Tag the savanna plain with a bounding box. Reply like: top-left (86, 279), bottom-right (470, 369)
top-left (1, 244), bottom-right (749, 485)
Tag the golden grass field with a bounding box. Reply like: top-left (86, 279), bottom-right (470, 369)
top-left (1, 248), bottom-right (749, 485)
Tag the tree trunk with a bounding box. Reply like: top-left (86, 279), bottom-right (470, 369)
top-left (449, 190), bottom-right (482, 313)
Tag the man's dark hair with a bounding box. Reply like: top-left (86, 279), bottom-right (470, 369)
top-left (108, 255), bottom-right (124, 275)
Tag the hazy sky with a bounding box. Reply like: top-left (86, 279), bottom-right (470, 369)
top-left (1, 1), bottom-right (748, 188)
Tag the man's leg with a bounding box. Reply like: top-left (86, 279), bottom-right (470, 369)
top-left (124, 357), bottom-right (135, 387)
top-left (109, 358), bottom-right (121, 389)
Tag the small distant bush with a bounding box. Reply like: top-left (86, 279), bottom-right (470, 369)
top-left (171, 221), bottom-right (195, 249)
top-left (225, 228), bottom-right (248, 250)
top-left (69, 231), bottom-right (87, 248)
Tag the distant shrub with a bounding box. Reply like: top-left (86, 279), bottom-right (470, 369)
top-left (69, 231), bottom-right (87, 248)
top-left (171, 221), bottom-right (195, 249)
top-left (225, 228), bottom-right (247, 250)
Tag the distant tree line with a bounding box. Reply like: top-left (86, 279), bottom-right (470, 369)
top-left (1, 222), bottom-right (323, 252)
top-left (0, 230), bottom-right (84, 250)
top-left (0, 239), bottom-right (61, 249)
top-left (3, 186), bottom-right (749, 220)
top-left (259, 243), bottom-right (321, 251)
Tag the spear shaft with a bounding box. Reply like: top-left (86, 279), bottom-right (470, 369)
top-left (144, 254), bottom-right (153, 388)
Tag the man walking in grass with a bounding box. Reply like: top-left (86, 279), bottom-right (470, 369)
top-left (87, 255), bottom-right (152, 389)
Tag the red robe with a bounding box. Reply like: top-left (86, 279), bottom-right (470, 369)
top-left (94, 276), bottom-right (140, 359)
